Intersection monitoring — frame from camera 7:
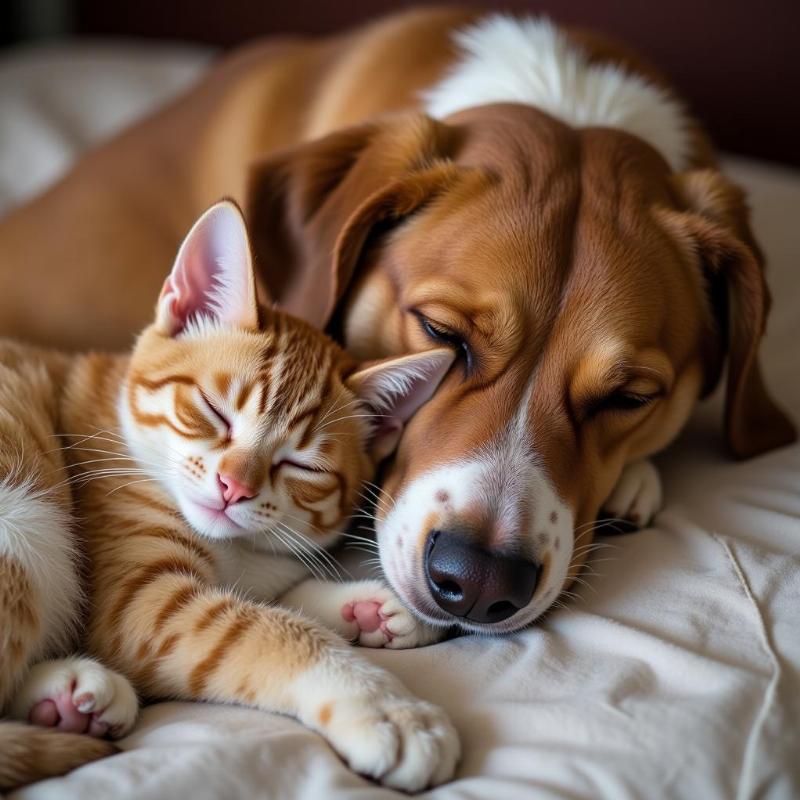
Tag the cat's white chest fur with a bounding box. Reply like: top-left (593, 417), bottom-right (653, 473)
top-left (211, 539), bottom-right (311, 602)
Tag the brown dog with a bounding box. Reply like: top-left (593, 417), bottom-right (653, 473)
top-left (0, 8), bottom-right (794, 633)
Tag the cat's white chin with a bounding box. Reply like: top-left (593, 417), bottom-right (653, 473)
top-left (180, 496), bottom-right (249, 540)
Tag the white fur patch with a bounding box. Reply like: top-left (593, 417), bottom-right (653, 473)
top-left (424, 14), bottom-right (690, 171)
top-left (0, 479), bottom-right (82, 656)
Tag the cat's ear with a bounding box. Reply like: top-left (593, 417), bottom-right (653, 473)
top-left (346, 348), bottom-right (455, 462)
top-left (155, 200), bottom-right (259, 335)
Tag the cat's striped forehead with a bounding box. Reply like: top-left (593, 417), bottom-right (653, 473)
top-left (130, 313), bottom-right (352, 428)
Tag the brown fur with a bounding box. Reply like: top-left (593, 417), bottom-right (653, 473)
top-left (0, 723), bottom-right (117, 790)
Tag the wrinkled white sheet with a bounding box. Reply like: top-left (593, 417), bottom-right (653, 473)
top-left (1, 43), bottom-right (798, 800)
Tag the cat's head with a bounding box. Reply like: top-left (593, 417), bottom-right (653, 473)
top-left (120, 200), bottom-right (453, 547)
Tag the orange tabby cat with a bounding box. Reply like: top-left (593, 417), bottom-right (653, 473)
top-left (0, 201), bottom-right (458, 790)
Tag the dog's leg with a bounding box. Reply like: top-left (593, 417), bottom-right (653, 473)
top-left (601, 459), bottom-right (663, 529)
top-left (281, 579), bottom-right (447, 649)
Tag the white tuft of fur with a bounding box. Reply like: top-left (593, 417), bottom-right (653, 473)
top-left (204, 253), bottom-right (250, 322)
top-left (179, 313), bottom-right (230, 340)
top-left (0, 480), bottom-right (82, 656)
top-left (424, 14), bottom-right (691, 171)
top-left (363, 362), bottom-right (439, 413)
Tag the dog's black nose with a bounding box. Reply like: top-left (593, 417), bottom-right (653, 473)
top-left (424, 530), bottom-right (541, 623)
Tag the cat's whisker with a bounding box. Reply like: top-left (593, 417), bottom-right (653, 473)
top-left (343, 533), bottom-right (380, 551)
top-left (289, 529), bottom-right (349, 580)
top-left (269, 527), bottom-right (325, 581)
top-left (357, 487), bottom-right (384, 509)
top-left (47, 428), bottom-right (127, 454)
top-left (64, 445), bottom-right (173, 472)
top-left (277, 524), bottom-right (345, 581)
top-left (339, 532), bottom-right (379, 546)
top-left (58, 428), bottom-right (185, 469)
top-left (267, 525), bottom-right (320, 579)
top-left (345, 545), bottom-right (381, 558)
top-left (59, 466), bottom-right (164, 490)
top-left (363, 480), bottom-right (396, 510)
top-left (274, 521), bottom-right (342, 581)
top-left (287, 526), bottom-right (350, 581)
top-left (106, 477), bottom-right (162, 496)
top-left (315, 395), bottom-right (360, 429)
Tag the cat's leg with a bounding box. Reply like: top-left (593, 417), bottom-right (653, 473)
top-left (0, 348), bottom-right (123, 786)
top-left (215, 545), bottom-right (445, 648)
top-left (93, 569), bottom-right (459, 790)
top-left (10, 657), bottom-right (138, 739)
top-left (0, 350), bottom-right (81, 711)
top-left (281, 579), bottom-right (448, 649)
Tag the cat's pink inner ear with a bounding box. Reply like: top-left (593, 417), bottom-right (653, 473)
top-left (347, 348), bottom-right (455, 461)
top-left (156, 201), bottom-right (259, 335)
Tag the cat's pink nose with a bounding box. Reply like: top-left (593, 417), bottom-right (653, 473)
top-left (217, 473), bottom-right (256, 505)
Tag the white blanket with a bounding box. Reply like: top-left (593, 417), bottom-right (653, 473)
top-left (2, 43), bottom-right (798, 800)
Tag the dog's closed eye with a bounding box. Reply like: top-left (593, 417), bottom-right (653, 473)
top-left (586, 389), bottom-right (661, 417)
top-left (414, 312), bottom-right (474, 374)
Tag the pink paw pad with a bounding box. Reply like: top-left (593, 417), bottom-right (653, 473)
top-left (342, 600), bottom-right (384, 633)
top-left (29, 698), bottom-right (59, 727)
top-left (29, 690), bottom-right (108, 737)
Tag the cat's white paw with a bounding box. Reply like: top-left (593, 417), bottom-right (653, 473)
top-left (602, 459), bottom-right (663, 529)
top-left (11, 656), bottom-right (138, 738)
top-left (319, 690), bottom-right (460, 791)
top-left (341, 581), bottom-right (444, 649)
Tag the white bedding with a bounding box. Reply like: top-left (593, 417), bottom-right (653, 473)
top-left (2, 43), bottom-right (798, 800)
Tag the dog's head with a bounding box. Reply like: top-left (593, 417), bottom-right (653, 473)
top-left (247, 104), bottom-right (795, 632)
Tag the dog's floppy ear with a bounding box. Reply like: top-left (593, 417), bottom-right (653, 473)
top-left (672, 169), bottom-right (796, 459)
top-left (245, 113), bottom-right (461, 328)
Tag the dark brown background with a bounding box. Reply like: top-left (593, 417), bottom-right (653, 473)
top-left (53, 1), bottom-right (800, 166)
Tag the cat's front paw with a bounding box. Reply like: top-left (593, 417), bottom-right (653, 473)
top-left (341, 581), bottom-right (444, 649)
top-left (320, 690), bottom-right (460, 791)
top-left (602, 459), bottom-right (663, 529)
top-left (11, 657), bottom-right (138, 738)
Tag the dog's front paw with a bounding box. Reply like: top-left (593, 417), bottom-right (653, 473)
top-left (602, 459), bottom-right (662, 529)
top-left (321, 690), bottom-right (460, 791)
top-left (341, 581), bottom-right (444, 649)
top-left (11, 656), bottom-right (138, 738)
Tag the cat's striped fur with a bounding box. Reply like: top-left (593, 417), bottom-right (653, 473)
top-left (0, 202), bottom-right (458, 791)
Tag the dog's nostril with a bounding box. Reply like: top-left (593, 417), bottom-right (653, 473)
top-left (486, 600), bottom-right (517, 622)
top-left (432, 579), bottom-right (463, 601)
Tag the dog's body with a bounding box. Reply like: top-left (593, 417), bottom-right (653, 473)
top-left (0, 8), bottom-right (794, 632)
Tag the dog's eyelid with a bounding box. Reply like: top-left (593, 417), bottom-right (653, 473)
top-left (623, 376), bottom-right (665, 396)
top-left (412, 309), bottom-right (475, 374)
top-left (582, 384), bottom-right (663, 418)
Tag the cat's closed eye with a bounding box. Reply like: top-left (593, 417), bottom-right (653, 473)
top-left (275, 459), bottom-right (326, 475)
top-left (199, 391), bottom-right (231, 435)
